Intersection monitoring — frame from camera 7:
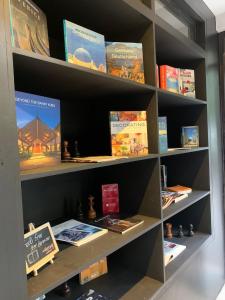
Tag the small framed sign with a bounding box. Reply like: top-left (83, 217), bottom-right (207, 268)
top-left (24, 222), bottom-right (59, 276)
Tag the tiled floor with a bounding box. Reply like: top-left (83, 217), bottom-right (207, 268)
top-left (217, 285), bottom-right (225, 299)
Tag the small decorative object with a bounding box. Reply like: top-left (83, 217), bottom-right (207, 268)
top-left (165, 223), bottom-right (173, 239)
top-left (181, 126), bottom-right (199, 148)
top-left (61, 282), bottom-right (71, 297)
top-left (188, 224), bottom-right (194, 237)
top-left (88, 195), bottom-right (96, 220)
top-left (177, 225), bottom-right (184, 238)
top-left (74, 140), bottom-right (80, 157)
top-left (76, 200), bottom-right (84, 220)
top-left (63, 140), bottom-right (71, 160)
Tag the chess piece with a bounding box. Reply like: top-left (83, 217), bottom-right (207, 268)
top-left (188, 224), bottom-right (194, 237)
top-left (88, 195), bottom-right (96, 220)
top-left (60, 282), bottom-right (71, 297)
top-left (74, 140), bottom-right (80, 157)
top-left (63, 141), bottom-right (71, 160)
top-left (76, 200), bottom-right (84, 220)
top-left (177, 225), bottom-right (184, 238)
top-left (165, 223), bottom-right (173, 239)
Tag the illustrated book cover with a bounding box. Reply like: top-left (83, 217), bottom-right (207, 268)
top-left (102, 184), bottom-right (119, 215)
top-left (164, 241), bottom-right (186, 266)
top-left (179, 69), bottom-right (195, 98)
top-left (75, 289), bottom-right (110, 300)
top-left (106, 42), bottom-right (145, 83)
top-left (162, 191), bottom-right (188, 209)
top-left (158, 116), bottom-right (168, 153)
top-left (110, 111), bottom-right (148, 157)
top-left (181, 126), bottom-right (199, 148)
top-left (63, 20), bottom-right (106, 73)
top-left (52, 219), bottom-right (108, 247)
top-left (10, 0), bottom-right (50, 56)
top-left (15, 91), bottom-right (61, 171)
top-left (79, 257), bottom-right (108, 285)
top-left (160, 65), bottom-right (179, 93)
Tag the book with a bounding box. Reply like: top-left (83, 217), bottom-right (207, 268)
top-left (79, 258), bottom-right (108, 285)
top-left (167, 185), bottom-right (192, 194)
top-left (156, 64), bottom-right (159, 88)
top-left (62, 156), bottom-right (128, 163)
top-left (75, 289), bottom-right (110, 300)
top-left (10, 0), bottom-right (50, 56)
top-left (106, 42), bottom-right (145, 83)
top-left (110, 111), bottom-right (148, 157)
top-left (181, 126), bottom-right (199, 148)
top-left (102, 184), bottom-right (119, 215)
top-left (158, 117), bottom-right (168, 153)
top-left (164, 241), bottom-right (186, 266)
top-left (179, 69), bottom-right (195, 98)
top-left (52, 219), bottom-right (108, 247)
top-left (94, 216), bottom-right (144, 234)
top-left (160, 165), bottom-right (167, 190)
top-left (160, 65), bottom-right (179, 93)
top-left (162, 191), bottom-right (188, 209)
top-left (63, 20), bottom-right (106, 73)
top-left (15, 91), bottom-right (61, 171)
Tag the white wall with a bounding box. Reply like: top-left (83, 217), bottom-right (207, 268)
top-left (216, 12), bottom-right (225, 33)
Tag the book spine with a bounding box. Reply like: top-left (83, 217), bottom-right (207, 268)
top-left (160, 65), bottom-right (167, 90)
top-left (63, 20), bottom-right (69, 62)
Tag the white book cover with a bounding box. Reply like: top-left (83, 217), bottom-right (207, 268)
top-left (164, 240), bottom-right (186, 266)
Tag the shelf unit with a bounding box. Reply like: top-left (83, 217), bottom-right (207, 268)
top-left (1, 0), bottom-right (222, 300)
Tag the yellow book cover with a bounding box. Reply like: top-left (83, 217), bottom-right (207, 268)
top-left (79, 258), bottom-right (108, 285)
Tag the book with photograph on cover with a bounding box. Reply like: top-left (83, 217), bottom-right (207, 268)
top-left (164, 241), bottom-right (186, 266)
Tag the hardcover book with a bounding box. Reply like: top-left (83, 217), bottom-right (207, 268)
top-left (164, 241), bottom-right (186, 266)
top-left (76, 289), bottom-right (110, 300)
top-left (10, 0), bottom-right (50, 56)
top-left (167, 185), bottom-right (192, 194)
top-left (160, 165), bottom-right (167, 190)
top-left (106, 42), bottom-right (145, 83)
top-left (110, 111), bottom-right (148, 157)
top-left (158, 116), bottom-right (168, 153)
top-left (52, 219), bottom-right (108, 247)
top-left (63, 20), bottom-right (106, 73)
top-left (102, 184), bottom-right (119, 215)
top-left (15, 91), bottom-right (61, 171)
top-left (181, 126), bottom-right (199, 148)
top-left (79, 258), bottom-right (108, 285)
top-left (160, 65), bottom-right (179, 93)
top-left (162, 191), bottom-right (188, 209)
top-left (179, 69), bottom-right (195, 98)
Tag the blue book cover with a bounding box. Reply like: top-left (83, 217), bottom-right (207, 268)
top-left (15, 91), bottom-right (61, 171)
top-left (63, 20), bottom-right (106, 73)
top-left (181, 126), bottom-right (199, 148)
top-left (158, 117), bottom-right (168, 153)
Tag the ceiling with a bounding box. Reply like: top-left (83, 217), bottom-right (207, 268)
top-left (203, 0), bottom-right (225, 32)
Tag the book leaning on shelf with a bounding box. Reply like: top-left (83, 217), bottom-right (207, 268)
top-left (164, 241), bottom-right (186, 266)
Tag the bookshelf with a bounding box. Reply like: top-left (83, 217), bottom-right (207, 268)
top-left (0, 1), bottom-right (224, 300)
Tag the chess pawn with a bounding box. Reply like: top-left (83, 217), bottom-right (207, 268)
top-left (74, 140), bottom-right (80, 157)
top-left (165, 223), bottom-right (173, 239)
top-left (88, 195), bottom-right (96, 220)
top-left (177, 225), bottom-right (184, 238)
top-left (59, 282), bottom-right (71, 297)
top-left (63, 141), bottom-right (71, 160)
top-left (188, 224), bottom-right (194, 237)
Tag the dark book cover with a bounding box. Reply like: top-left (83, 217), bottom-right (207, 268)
top-left (102, 184), bottom-right (119, 215)
top-left (10, 0), bottom-right (50, 56)
top-left (76, 289), bottom-right (110, 300)
top-left (158, 116), bottom-right (168, 153)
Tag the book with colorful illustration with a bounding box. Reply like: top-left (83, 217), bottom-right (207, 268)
top-left (181, 126), bottom-right (199, 148)
top-left (160, 65), bottom-right (179, 93)
top-left (158, 116), bottom-right (168, 153)
top-left (110, 111), bottom-right (148, 157)
top-left (63, 20), bottom-right (106, 73)
top-left (79, 257), bottom-right (108, 285)
top-left (15, 91), bottom-right (61, 171)
top-left (106, 42), bottom-right (145, 83)
top-left (10, 0), bottom-right (50, 56)
top-left (179, 69), bottom-right (195, 98)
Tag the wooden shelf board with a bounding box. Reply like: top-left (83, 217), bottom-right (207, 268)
top-left (20, 154), bottom-right (158, 182)
top-left (27, 215), bottom-right (161, 299)
top-left (160, 147), bottom-right (209, 158)
top-left (157, 88), bottom-right (207, 108)
top-left (13, 49), bottom-right (155, 99)
top-left (163, 190), bottom-right (210, 221)
top-left (47, 264), bottom-right (162, 300)
top-left (165, 232), bottom-right (211, 281)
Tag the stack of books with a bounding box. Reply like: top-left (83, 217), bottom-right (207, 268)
top-left (162, 185), bottom-right (192, 209)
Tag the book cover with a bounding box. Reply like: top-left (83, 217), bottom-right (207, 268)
top-left (76, 289), bottom-right (110, 300)
top-left (110, 111), bottom-right (148, 157)
top-left (79, 257), bottom-right (108, 285)
top-left (52, 219), bottom-right (108, 247)
top-left (160, 165), bottom-right (167, 190)
top-left (106, 42), bottom-right (145, 84)
top-left (15, 91), bottom-right (61, 171)
top-left (10, 0), bottom-right (50, 56)
top-left (179, 69), bottom-right (195, 98)
top-left (158, 116), bottom-right (168, 153)
top-left (164, 241), bottom-right (186, 266)
top-left (167, 185), bottom-right (192, 194)
top-left (160, 65), bottom-right (179, 93)
top-left (102, 184), bottom-right (119, 215)
top-left (63, 20), bottom-right (106, 73)
top-left (181, 126), bottom-right (199, 148)
top-left (162, 191), bottom-right (188, 209)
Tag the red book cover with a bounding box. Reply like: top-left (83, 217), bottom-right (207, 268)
top-left (102, 184), bottom-right (119, 215)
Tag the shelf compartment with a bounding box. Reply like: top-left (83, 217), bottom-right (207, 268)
top-left (27, 215), bottom-right (161, 299)
top-left (13, 49), bottom-right (155, 99)
top-left (163, 190), bottom-right (210, 221)
top-left (160, 147), bottom-right (208, 158)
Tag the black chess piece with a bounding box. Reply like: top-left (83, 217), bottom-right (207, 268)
top-left (177, 225), bottom-right (184, 238)
top-left (76, 200), bottom-right (84, 220)
top-left (59, 282), bottom-right (71, 297)
top-left (74, 140), bottom-right (80, 157)
top-left (188, 224), bottom-right (194, 237)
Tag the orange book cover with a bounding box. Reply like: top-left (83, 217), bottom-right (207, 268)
top-left (160, 65), bottom-right (179, 93)
top-left (167, 185), bottom-right (192, 194)
top-left (79, 258), bottom-right (108, 285)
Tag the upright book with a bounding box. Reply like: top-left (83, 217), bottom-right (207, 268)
top-left (15, 91), bottom-right (61, 171)
top-left (179, 69), bottom-right (196, 98)
top-left (102, 184), bottom-right (119, 215)
top-left (110, 111), bottom-right (148, 157)
top-left (158, 116), bottom-right (168, 153)
top-left (10, 0), bottom-right (50, 56)
top-left (181, 126), bottom-right (199, 148)
top-left (106, 42), bottom-right (145, 83)
top-left (63, 20), bottom-right (106, 73)
top-left (160, 65), bottom-right (179, 93)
